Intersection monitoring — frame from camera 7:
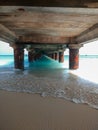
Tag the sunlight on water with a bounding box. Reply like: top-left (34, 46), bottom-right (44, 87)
top-left (0, 60), bottom-right (12, 66)
top-left (0, 55), bottom-right (13, 67)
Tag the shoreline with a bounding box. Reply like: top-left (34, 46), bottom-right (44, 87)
top-left (0, 90), bottom-right (98, 130)
top-left (0, 67), bottom-right (98, 110)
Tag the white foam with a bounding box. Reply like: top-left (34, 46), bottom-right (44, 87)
top-left (72, 98), bottom-right (84, 104)
top-left (0, 69), bottom-right (98, 110)
top-left (55, 89), bottom-right (66, 98)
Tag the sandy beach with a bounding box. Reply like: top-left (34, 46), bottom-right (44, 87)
top-left (0, 56), bottom-right (98, 130)
top-left (0, 90), bottom-right (98, 130)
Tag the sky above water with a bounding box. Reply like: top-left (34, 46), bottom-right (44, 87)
top-left (0, 40), bottom-right (98, 55)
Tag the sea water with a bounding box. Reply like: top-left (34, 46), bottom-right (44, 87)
top-left (0, 55), bottom-right (98, 109)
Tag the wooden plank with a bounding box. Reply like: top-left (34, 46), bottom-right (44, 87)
top-left (0, 0), bottom-right (97, 7)
top-left (18, 35), bottom-right (69, 44)
top-left (0, 24), bottom-right (17, 43)
top-left (76, 24), bottom-right (98, 44)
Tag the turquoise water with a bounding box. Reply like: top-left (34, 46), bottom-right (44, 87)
top-left (0, 54), bottom-right (98, 83)
top-left (0, 54), bottom-right (98, 69)
top-left (0, 55), bottom-right (98, 70)
top-left (0, 55), bottom-right (68, 69)
top-left (0, 55), bottom-right (98, 109)
top-left (0, 55), bottom-right (28, 68)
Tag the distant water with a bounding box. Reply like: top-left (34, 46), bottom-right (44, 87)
top-left (0, 55), bottom-right (98, 109)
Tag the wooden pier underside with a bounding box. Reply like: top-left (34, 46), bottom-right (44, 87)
top-left (0, 1), bottom-right (98, 69)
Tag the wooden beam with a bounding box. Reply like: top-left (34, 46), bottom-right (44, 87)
top-left (0, 6), bottom-right (98, 14)
top-left (19, 35), bottom-right (69, 44)
top-left (26, 44), bottom-right (67, 50)
top-left (76, 24), bottom-right (98, 44)
top-left (0, 0), bottom-right (97, 7)
top-left (0, 24), bottom-right (17, 43)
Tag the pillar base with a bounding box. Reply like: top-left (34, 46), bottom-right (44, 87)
top-left (59, 52), bottom-right (64, 63)
top-left (14, 45), bottom-right (24, 70)
top-left (52, 53), bottom-right (55, 60)
top-left (55, 52), bottom-right (58, 60)
top-left (69, 49), bottom-right (79, 69)
top-left (68, 44), bottom-right (83, 70)
top-left (28, 51), bottom-right (34, 62)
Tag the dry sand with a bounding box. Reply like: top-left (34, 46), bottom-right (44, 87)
top-left (0, 90), bottom-right (98, 130)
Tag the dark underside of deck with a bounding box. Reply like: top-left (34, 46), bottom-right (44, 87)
top-left (0, 0), bottom-right (98, 69)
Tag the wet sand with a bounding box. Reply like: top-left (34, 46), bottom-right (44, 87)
top-left (0, 90), bottom-right (98, 130)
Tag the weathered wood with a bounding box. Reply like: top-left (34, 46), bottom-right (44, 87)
top-left (76, 24), bottom-right (98, 44)
top-left (68, 44), bottom-right (83, 49)
top-left (19, 35), bottom-right (69, 44)
top-left (0, 24), bottom-right (17, 43)
top-left (0, 7), bottom-right (98, 44)
top-left (0, 6), bottom-right (97, 56)
top-left (0, 0), bottom-right (97, 7)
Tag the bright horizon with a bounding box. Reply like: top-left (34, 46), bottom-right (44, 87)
top-left (0, 40), bottom-right (98, 55)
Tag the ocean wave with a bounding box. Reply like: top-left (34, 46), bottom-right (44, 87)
top-left (0, 69), bottom-right (98, 110)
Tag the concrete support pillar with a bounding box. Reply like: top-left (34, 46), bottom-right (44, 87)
top-left (59, 51), bottom-right (64, 63)
top-left (52, 53), bottom-right (55, 60)
top-left (69, 48), bottom-right (79, 69)
top-left (14, 45), bottom-right (24, 70)
top-left (55, 52), bottom-right (58, 60)
top-left (57, 52), bottom-right (59, 62)
top-left (68, 44), bottom-right (83, 69)
top-left (28, 51), bottom-right (34, 62)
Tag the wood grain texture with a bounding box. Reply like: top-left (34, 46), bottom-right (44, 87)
top-left (0, 0), bottom-right (98, 7)
top-left (0, 6), bottom-right (97, 45)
